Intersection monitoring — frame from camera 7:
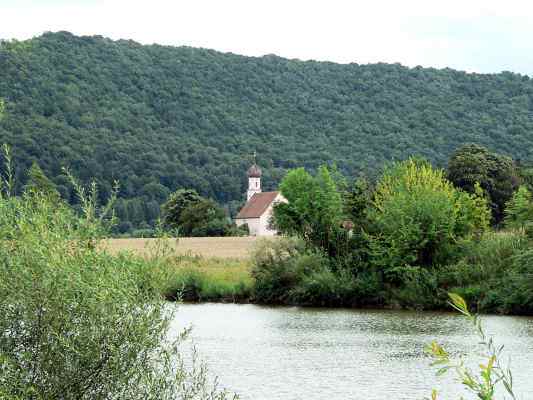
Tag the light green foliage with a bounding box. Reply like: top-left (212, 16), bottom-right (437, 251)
top-left (369, 158), bottom-right (490, 279)
top-left (274, 165), bottom-right (345, 256)
top-left (504, 185), bottom-right (533, 230)
top-left (24, 161), bottom-right (61, 200)
top-left (426, 294), bottom-right (516, 400)
top-left (0, 159), bottom-right (235, 399)
top-left (0, 98), bottom-right (4, 120)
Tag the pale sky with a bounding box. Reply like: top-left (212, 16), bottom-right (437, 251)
top-left (2, 0), bottom-right (533, 75)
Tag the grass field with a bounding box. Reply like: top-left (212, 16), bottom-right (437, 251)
top-left (104, 236), bottom-right (261, 259)
top-left (102, 236), bottom-right (265, 301)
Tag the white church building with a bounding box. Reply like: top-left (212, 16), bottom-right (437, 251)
top-left (235, 163), bottom-right (286, 236)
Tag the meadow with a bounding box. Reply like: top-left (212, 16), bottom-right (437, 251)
top-left (103, 236), bottom-right (265, 302)
top-left (104, 236), bottom-right (259, 259)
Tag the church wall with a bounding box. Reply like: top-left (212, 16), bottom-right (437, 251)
top-left (258, 203), bottom-right (277, 236)
top-left (257, 193), bottom-right (287, 236)
top-left (236, 217), bottom-right (261, 236)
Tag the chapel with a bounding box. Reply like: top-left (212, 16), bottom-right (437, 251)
top-left (235, 162), bottom-right (285, 236)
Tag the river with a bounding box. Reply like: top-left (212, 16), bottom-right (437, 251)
top-left (171, 303), bottom-right (533, 400)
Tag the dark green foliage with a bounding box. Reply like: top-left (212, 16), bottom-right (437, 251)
top-left (343, 177), bottom-right (372, 227)
top-left (2, 32), bottom-right (533, 231)
top-left (447, 144), bottom-right (520, 224)
top-left (161, 189), bottom-right (241, 237)
top-left (178, 198), bottom-right (228, 237)
top-left (250, 236), bottom-right (382, 307)
top-left (251, 238), bottom-right (309, 304)
top-left (437, 231), bottom-right (531, 313)
top-left (161, 189), bottom-right (203, 231)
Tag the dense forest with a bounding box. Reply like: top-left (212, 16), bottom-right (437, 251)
top-left (1, 31), bottom-right (533, 233)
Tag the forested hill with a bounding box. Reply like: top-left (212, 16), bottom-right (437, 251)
top-left (1, 31), bottom-right (533, 232)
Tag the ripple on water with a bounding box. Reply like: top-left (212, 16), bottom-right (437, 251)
top-left (171, 303), bottom-right (533, 400)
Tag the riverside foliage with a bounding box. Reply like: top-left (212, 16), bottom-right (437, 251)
top-left (0, 158), bottom-right (234, 399)
top-left (250, 158), bottom-right (533, 314)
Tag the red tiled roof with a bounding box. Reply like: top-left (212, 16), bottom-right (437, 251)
top-left (236, 191), bottom-right (279, 219)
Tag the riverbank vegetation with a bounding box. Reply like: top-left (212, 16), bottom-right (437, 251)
top-left (248, 145), bottom-right (533, 314)
top-left (127, 145), bottom-right (533, 315)
top-left (157, 256), bottom-right (253, 302)
top-left (0, 151), bottom-right (235, 399)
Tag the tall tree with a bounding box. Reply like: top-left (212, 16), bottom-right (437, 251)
top-left (447, 144), bottom-right (520, 224)
top-left (160, 189), bottom-right (203, 231)
top-left (178, 198), bottom-right (229, 237)
top-left (274, 165), bottom-right (345, 258)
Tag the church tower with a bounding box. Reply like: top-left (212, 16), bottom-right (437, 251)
top-left (247, 162), bottom-right (262, 201)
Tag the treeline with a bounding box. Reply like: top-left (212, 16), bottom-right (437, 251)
top-left (252, 144), bottom-right (533, 314)
top-left (2, 32), bottom-right (533, 232)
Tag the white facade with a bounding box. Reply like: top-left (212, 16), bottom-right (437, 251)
top-left (236, 192), bottom-right (286, 236)
top-left (247, 177), bottom-right (261, 201)
top-left (235, 163), bottom-right (287, 236)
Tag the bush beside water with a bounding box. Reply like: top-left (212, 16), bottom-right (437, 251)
top-left (247, 158), bottom-right (533, 314)
top-left (0, 163), bottom-right (235, 399)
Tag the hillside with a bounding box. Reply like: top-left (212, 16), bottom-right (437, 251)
top-left (1, 31), bottom-right (533, 232)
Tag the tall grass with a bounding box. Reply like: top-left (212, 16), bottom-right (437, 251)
top-left (155, 256), bottom-right (253, 302)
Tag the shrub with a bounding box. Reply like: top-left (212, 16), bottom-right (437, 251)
top-left (291, 268), bottom-right (382, 307)
top-left (368, 158), bottom-right (490, 281)
top-left (438, 231), bottom-right (529, 312)
top-left (0, 181), bottom-right (233, 398)
top-left (251, 237), bottom-right (319, 304)
top-left (504, 185), bottom-right (533, 230)
top-left (495, 248), bottom-right (533, 314)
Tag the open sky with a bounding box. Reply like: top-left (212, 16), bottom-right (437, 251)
top-left (1, 0), bottom-right (533, 75)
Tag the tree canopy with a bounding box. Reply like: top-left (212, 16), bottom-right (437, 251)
top-left (447, 144), bottom-right (520, 224)
top-left (1, 32), bottom-right (533, 232)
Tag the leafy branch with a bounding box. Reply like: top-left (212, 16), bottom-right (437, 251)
top-left (426, 293), bottom-right (517, 400)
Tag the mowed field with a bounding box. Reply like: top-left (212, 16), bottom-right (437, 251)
top-left (104, 236), bottom-right (262, 259)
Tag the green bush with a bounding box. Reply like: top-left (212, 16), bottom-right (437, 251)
top-left (368, 158), bottom-right (490, 281)
top-left (0, 185), bottom-right (233, 399)
top-left (438, 231), bottom-right (530, 312)
top-left (494, 249), bottom-right (533, 314)
top-left (291, 268), bottom-right (382, 307)
top-left (251, 237), bottom-right (307, 303)
top-left (388, 266), bottom-right (442, 310)
top-left (504, 185), bottom-right (533, 230)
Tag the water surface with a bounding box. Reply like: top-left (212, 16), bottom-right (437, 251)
top-left (171, 303), bottom-right (533, 400)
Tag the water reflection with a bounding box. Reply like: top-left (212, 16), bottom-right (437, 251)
top-left (171, 303), bottom-right (533, 400)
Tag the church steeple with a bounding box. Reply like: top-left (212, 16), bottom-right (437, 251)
top-left (246, 152), bottom-right (262, 201)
